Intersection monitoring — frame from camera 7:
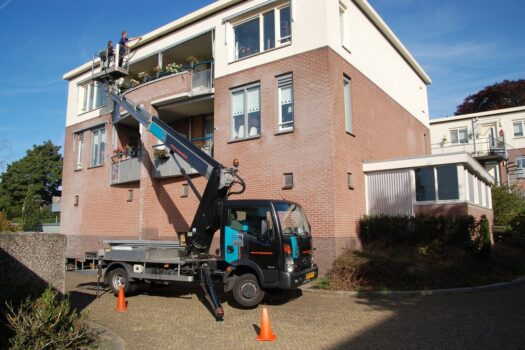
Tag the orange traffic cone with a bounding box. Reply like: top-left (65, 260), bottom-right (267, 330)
top-left (115, 286), bottom-right (127, 312)
top-left (256, 307), bottom-right (276, 341)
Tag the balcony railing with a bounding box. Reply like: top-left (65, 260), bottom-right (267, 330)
top-left (118, 60), bottom-right (214, 94)
top-left (191, 61), bottom-right (213, 92)
top-left (431, 135), bottom-right (507, 159)
top-left (110, 150), bottom-right (141, 185)
top-left (152, 136), bottom-right (213, 179)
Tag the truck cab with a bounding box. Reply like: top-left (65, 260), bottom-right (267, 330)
top-left (221, 200), bottom-right (317, 307)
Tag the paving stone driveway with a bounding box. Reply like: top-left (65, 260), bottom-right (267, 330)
top-left (67, 272), bottom-right (525, 350)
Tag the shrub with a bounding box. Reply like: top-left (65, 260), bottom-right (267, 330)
top-left (473, 215), bottom-right (492, 259)
top-left (492, 186), bottom-right (525, 228)
top-left (0, 211), bottom-right (16, 232)
top-left (509, 212), bottom-right (525, 245)
top-left (358, 214), bottom-right (476, 247)
top-left (6, 287), bottom-right (98, 350)
top-left (328, 252), bottom-right (365, 290)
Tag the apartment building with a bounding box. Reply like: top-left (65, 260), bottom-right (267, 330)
top-left (430, 106), bottom-right (525, 194)
top-left (62, 0), bottom-right (435, 272)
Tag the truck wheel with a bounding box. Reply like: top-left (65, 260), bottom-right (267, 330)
top-left (108, 268), bottom-right (137, 296)
top-left (232, 273), bottom-right (265, 308)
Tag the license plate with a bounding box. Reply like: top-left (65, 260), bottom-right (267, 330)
top-left (306, 271), bottom-right (315, 280)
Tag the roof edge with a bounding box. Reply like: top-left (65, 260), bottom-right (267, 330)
top-left (430, 105), bottom-right (525, 124)
top-left (353, 0), bottom-right (431, 85)
top-left (363, 152), bottom-right (494, 184)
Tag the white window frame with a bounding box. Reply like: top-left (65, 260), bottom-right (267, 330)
top-left (232, 3), bottom-right (291, 61)
top-left (343, 76), bottom-right (352, 134)
top-left (75, 132), bottom-right (84, 170)
top-left (230, 83), bottom-right (261, 141)
top-left (78, 81), bottom-right (106, 114)
top-left (449, 127), bottom-right (468, 144)
top-left (277, 74), bottom-right (293, 132)
top-left (415, 165), bottom-right (461, 203)
top-left (513, 120), bottom-right (524, 137)
top-left (516, 157), bottom-right (525, 179)
top-left (91, 127), bottom-right (106, 167)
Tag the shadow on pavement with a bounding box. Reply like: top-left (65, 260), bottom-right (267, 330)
top-left (68, 291), bottom-right (99, 313)
top-left (328, 284), bottom-right (525, 350)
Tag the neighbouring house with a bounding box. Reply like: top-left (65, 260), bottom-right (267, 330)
top-left (430, 106), bottom-right (525, 196)
top-left (61, 0), bottom-right (490, 272)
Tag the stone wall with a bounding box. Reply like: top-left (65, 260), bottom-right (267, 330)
top-left (0, 233), bottom-right (66, 302)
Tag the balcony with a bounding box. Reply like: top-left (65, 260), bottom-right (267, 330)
top-left (110, 149), bottom-right (141, 185)
top-left (431, 135), bottom-right (507, 161)
top-left (152, 137), bottom-right (213, 179)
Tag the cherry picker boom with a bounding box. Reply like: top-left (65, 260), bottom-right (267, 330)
top-left (94, 65), bottom-right (318, 320)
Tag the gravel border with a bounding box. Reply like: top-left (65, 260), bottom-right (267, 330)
top-left (301, 276), bottom-right (525, 297)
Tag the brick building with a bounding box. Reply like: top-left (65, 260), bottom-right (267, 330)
top-left (62, 0), bottom-right (437, 272)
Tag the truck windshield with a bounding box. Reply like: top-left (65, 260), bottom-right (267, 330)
top-left (274, 203), bottom-right (311, 236)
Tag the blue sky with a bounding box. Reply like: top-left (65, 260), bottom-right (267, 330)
top-left (0, 0), bottom-right (523, 166)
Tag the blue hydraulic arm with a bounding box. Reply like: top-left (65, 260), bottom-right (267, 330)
top-left (103, 84), bottom-right (245, 254)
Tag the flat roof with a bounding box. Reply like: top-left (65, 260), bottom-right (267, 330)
top-left (363, 152), bottom-right (494, 184)
top-left (430, 106), bottom-right (525, 125)
top-left (64, 0), bottom-right (431, 84)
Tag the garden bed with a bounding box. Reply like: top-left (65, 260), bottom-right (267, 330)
top-left (316, 215), bottom-right (525, 291)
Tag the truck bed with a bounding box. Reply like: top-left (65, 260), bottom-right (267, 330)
top-left (102, 240), bottom-right (187, 263)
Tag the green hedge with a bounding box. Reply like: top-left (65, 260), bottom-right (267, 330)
top-left (359, 214), bottom-right (477, 246)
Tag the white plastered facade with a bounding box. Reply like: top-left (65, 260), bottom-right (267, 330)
top-left (64, 0), bottom-right (430, 128)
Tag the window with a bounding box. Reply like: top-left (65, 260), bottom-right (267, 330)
top-left (283, 173), bottom-right (293, 190)
top-left (516, 157), bottom-right (525, 179)
top-left (437, 165), bottom-right (459, 200)
top-left (279, 6), bottom-right (291, 43)
top-left (230, 207), bottom-right (273, 242)
top-left (78, 81), bottom-right (106, 113)
top-left (231, 84), bottom-right (260, 140)
top-left (233, 4), bottom-right (291, 60)
top-left (75, 132), bottom-right (84, 170)
top-left (415, 167), bottom-right (436, 201)
top-left (450, 128), bottom-right (468, 144)
top-left (477, 179), bottom-right (483, 206)
top-left (467, 172), bottom-right (475, 202)
top-left (182, 183), bottom-right (189, 198)
top-left (343, 76), bottom-right (352, 133)
top-left (234, 17), bottom-right (260, 59)
top-left (277, 74), bottom-right (293, 131)
top-left (416, 165), bottom-right (460, 202)
top-left (91, 127), bottom-right (106, 166)
top-left (513, 121), bottom-right (524, 137)
top-left (347, 172), bottom-right (354, 190)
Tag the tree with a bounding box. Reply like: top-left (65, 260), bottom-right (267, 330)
top-left (455, 79), bottom-right (525, 115)
top-left (0, 141), bottom-right (62, 218)
top-left (22, 185), bottom-right (42, 232)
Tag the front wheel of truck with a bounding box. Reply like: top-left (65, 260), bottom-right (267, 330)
top-left (232, 273), bottom-right (265, 308)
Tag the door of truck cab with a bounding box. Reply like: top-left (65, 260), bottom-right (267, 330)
top-left (222, 203), bottom-right (282, 282)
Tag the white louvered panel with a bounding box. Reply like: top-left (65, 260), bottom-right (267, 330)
top-left (366, 169), bottom-right (413, 216)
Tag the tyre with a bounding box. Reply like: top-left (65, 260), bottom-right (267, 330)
top-left (232, 273), bottom-right (265, 308)
top-left (108, 267), bottom-right (137, 296)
